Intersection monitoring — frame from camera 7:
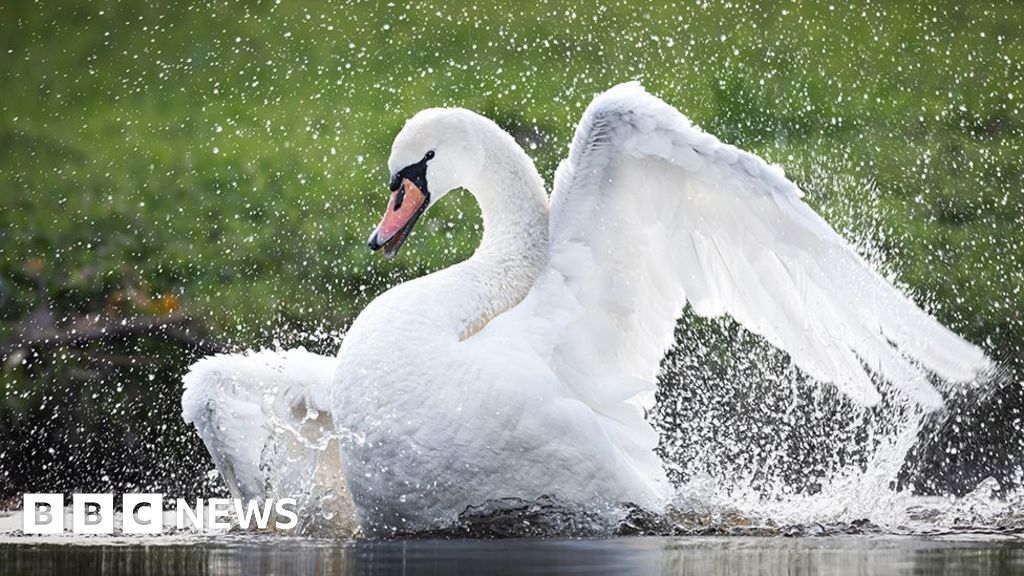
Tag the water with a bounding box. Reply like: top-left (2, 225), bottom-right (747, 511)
top-left (3, 535), bottom-right (1023, 575)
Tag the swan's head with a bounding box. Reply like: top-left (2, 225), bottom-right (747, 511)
top-left (368, 108), bottom-right (486, 257)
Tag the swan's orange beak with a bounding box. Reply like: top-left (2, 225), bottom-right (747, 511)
top-left (368, 177), bottom-right (429, 258)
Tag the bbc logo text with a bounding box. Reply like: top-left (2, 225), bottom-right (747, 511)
top-left (22, 493), bottom-right (299, 534)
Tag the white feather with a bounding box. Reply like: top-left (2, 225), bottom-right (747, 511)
top-left (181, 348), bottom-right (356, 533)
top-left (514, 82), bottom-right (988, 420)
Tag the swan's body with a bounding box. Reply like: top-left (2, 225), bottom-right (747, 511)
top-left (182, 83), bottom-right (989, 536)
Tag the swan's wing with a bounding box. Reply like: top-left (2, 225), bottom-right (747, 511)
top-left (509, 82), bottom-right (988, 425)
top-left (181, 348), bottom-right (354, 532)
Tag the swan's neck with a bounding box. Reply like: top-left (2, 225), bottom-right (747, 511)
top-left (435, 126), bottom-right (549, 339)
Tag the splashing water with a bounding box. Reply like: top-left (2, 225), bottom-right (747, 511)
top-left (183, 168), bottom-right (1023, 540)
top-left (2, 0), bottom-right (1021, 547)
top-left (3, 158), bottom-right (1016, 542)
top-left (638, 171), bottom-right (1023, 537)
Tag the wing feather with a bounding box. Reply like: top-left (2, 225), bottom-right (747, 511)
top-left (523, 81), bottom-right (988, 429)
top-left (181, 348), bottom-right (355, 533)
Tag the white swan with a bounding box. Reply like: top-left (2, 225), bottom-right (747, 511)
top-left (182, 82), bottom-right (989, 536)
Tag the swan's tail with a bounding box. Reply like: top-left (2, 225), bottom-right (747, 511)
top-left (181, 348), bottom-right (356, 535)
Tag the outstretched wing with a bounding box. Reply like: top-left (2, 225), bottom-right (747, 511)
top-left (181, 347), bottom-right (355, 534)
top-left (512, 82), bottom-right (988, 433)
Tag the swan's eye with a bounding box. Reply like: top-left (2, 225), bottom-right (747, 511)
top-left (424, 150), bottom-right (435, 160)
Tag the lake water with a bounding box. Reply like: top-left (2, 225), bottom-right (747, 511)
top-left (3, 535), bottom-right (1023, 576)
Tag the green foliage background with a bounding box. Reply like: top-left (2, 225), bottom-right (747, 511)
top-left (0, 1), bottom-right (1021, 497)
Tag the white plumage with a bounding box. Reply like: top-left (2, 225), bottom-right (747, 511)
top-left (181, 348), bottom-right (356, 535)
top-left (182, 82), bottom-right (989, 536)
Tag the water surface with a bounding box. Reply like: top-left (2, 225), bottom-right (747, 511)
top-left (3, 535), bottom-right (1023, 576)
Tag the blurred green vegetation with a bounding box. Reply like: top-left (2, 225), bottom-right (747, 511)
top-left (0, 1), bottom-right (1021, 497)
top-left (2, 0), bottom-right (1022, 343)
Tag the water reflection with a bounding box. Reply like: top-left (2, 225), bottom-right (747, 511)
top-left (3, 536), bottom-right (1023, 576)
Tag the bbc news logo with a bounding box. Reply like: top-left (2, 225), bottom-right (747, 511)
top-left (22, 494), bottom-right (299, 534)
